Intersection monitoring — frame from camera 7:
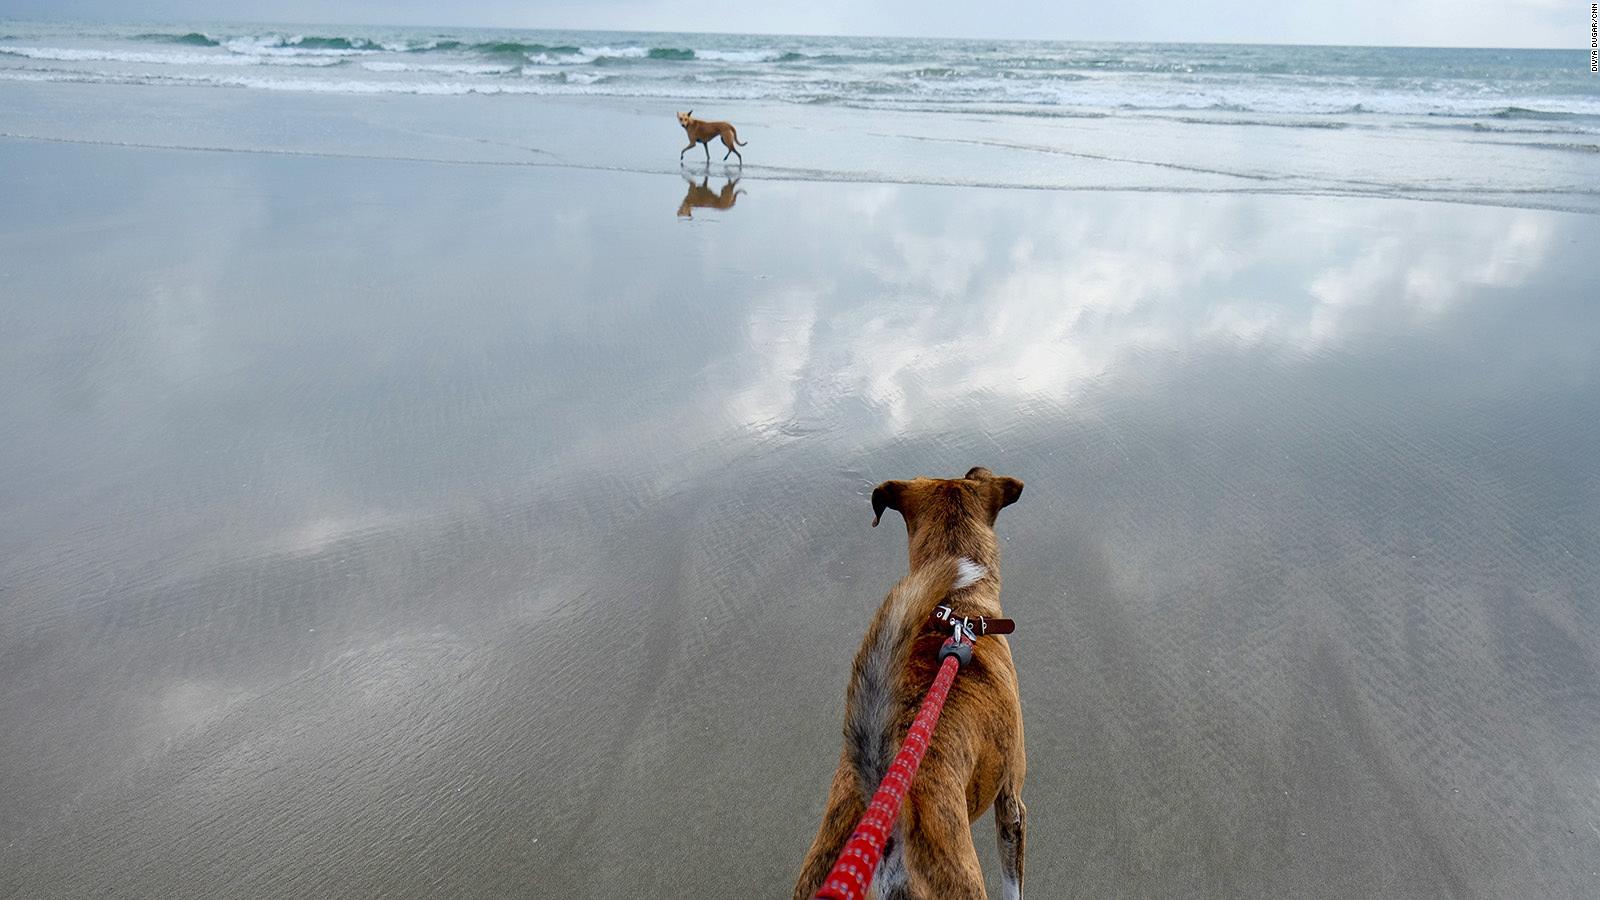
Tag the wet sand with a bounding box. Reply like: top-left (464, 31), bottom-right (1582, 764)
top-left (1, 136), bottom-right (1597, 898)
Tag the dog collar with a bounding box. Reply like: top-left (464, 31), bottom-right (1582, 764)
top-left (928, 604), bottom-right (1015, 637)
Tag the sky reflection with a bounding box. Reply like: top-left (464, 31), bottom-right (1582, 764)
top-left (1, 139), bottom-right (1596, 898)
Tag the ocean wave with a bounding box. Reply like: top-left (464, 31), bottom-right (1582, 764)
top-left (1471, 139), bottom-right (1600, 154)
top-left (589, 46), bottom-right (650, 61)
top-left (157, 72), bottom-right (552, 95)
top-left (1486, 106), bottom-right (1582, 121)
top-left (0, 67), bottom-right (583, 96)
top-left (693, 49), bottom-right (787, 62)
top-left (180, 35), bottom-right (440, 53)
top-left (0, 66), bottom-right (767, 99)
top-left (449, 40), bottom-right (684, 62)
top-left (0, 69), bottom-right (83, 83)
top-left (1389, 105), bottom-right (1600, 126)
top-left (520, 46), bottom-right (659, 66)
top-left (133, 31), bottom-right (220, 47)
top-left (520, 45), bottom-right (782, 64)
top-left (1425, 121), bottom-right (1600, 136)
top-left (478, 41), bottom-right (582, 57)
top-left (290, 36), bottom-right (371, 51)
top-left (111, 28), bottom-right (807, 65)
top-left (219, 35), bottom-right (381, 57)
top-left (996, 70), bottom-right (1091, 82)
top-left (0, 45), bottom-right (347, 67)
top-left (362, 60), bottom-right (518, 76)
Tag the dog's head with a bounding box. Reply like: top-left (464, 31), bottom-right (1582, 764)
top-left (871, 467), bottom-right (1023, 545)
top-left (676, 110), bottom-right (694, 128)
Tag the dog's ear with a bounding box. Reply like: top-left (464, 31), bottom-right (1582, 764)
top-left (871, 480), bottom-right (909, 527)
top-left (686, 109), bottom-right (693, 118)
top-left (985, 476), bottom-right (1024, 523)
top-left (966, 467), bottom-right (1022, 523)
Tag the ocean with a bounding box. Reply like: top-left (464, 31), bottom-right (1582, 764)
top-left (1, 22), bottom-right (1593, 119)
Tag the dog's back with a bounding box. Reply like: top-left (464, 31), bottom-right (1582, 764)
top-left (844, 558), bottom-right (981, 791)
top-left (794, 560), bottom-right (967, 898)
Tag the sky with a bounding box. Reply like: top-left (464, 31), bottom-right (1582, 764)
top-left (0, 0), bottom-right (1577, 47)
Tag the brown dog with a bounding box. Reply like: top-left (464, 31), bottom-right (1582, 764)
top-left (676, 110), bottom-right (746, 164)
top-left (794, 467), bottom-right (1026, 900)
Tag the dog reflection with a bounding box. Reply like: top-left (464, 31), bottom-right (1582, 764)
top-left (676, 176), bottom-right (745, 218)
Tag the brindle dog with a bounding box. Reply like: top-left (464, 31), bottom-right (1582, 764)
top-left (795, 467), bottom-right (1027, 900)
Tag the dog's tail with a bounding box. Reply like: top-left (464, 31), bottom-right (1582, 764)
top-left (843, 556), bottom-right (986, 793)
top-left (734, 127), bottom-right (747, 146)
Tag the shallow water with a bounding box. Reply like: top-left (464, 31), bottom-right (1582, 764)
top-left (4, 72), bottom-right (1600, 215)
top-left (1, 137), bottom-right (1597, 898)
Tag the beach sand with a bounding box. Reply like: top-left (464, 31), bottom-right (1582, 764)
top-left (1, 124), bottom-right (1597, 898)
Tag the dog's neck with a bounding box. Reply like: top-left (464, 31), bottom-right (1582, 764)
top-left (905, 516), bottom-right (999, 567)
top-left (905, 522), bottom-right (1003, 612)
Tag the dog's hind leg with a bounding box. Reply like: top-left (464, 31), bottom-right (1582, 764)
top-left (902, 780), bottom-right (986, 899)
top-left (995, 775), bottom-right (1027, 900)
top-left (792, 756), bottom-right (865, 900)
top-left (721, 134), bottom-right (743, 164)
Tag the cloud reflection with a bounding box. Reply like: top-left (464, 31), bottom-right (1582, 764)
top-left (725, 190), bottom-right (1561, 433)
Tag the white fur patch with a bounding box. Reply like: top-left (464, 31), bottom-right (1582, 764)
top-left (1001, 874), bottom-right (1022, 900)
top-left (953, 557), bottom-right (987, 590)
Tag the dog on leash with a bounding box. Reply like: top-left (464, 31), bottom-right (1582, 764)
top-left (794, 467), bottom-right (1027, 900)
top-left (676, 110), bottom-right (747, 164)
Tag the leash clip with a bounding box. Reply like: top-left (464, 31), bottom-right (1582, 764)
top-left (936, 609), bottom-right (976, 668)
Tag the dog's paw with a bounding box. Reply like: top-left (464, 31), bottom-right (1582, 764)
top-left (953, 557), bottom-right (987, 590)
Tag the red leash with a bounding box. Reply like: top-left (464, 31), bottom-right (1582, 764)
top-left (814, 608), bottom-right (1013, 900)
top-left (815, 651), bottom-right (960, 900)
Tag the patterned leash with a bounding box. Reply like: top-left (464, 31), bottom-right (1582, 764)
top-left (814, 607), bottom-right (1014, 900)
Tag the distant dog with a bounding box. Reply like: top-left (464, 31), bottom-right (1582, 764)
top-left (676, 175), bottom-right (745, 218)
top-left (676, 110), bottom-right (746, 164)
top-left (794, 467), bottom-right (1027, 900)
